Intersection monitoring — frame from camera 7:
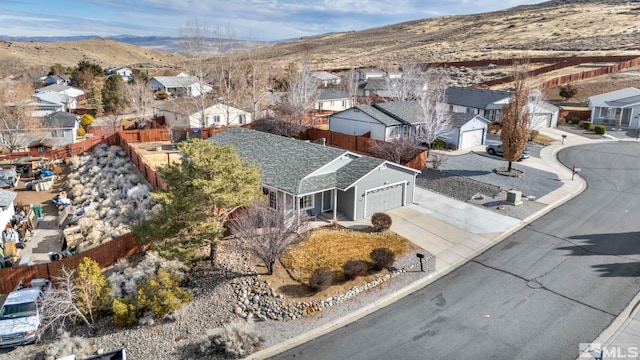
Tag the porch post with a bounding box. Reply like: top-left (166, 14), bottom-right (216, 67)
top-left (296, 195), bottom-right (300, 227)
top-left (332, 189), bottom-right (337, 220)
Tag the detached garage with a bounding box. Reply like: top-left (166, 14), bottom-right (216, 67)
top-left (443, 113), bottom-right (489, 150)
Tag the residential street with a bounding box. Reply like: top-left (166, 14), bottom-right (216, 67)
top-left (271, 142), bottom-right (640, 360)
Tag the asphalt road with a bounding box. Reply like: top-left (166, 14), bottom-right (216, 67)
top-left (273, 142), bottom-right (640, 360)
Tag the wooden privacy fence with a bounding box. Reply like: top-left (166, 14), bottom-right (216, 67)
top-left (306, 128), bottom-right (426, 170)
top-left (0, 133), bottom-right (119, 162)
top-left (0, 234), bottom-right (142, 294)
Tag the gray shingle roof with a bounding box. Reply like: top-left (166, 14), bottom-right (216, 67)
top-left (44, 111), bottom-right (79, 128)
top-left (0, 189), bottom-right (17, 209)
top-left (589, 87), bottom-right (640, 108)
top-left (358, 78), bottom-right (388, 90)
top-left (312, 71), bottom-right (340, 81)
top-left (451, 113), bottom-right (479, 127)
top-left (374, 101), bottom-right (424, 125)
top-left (446, 86), bottom-right (510, 110)
top-left (36, 84), bottom-right (73, 93)
top-left (152, 76), bottom-right (199, 88)
top-left (154, 97), bottom-right (219, 115)
top-left (318, 88), bottom-right (350, 101)
top-left (208, 128), bottom-right (400, 195)
top-left (354, 105), bottom-right (401, 126)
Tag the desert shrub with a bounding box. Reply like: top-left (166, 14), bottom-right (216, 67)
top-left (430, 138), bottom-right (446, 150)
top-left (569, 117), bottom-right (580, 125)
top-left (370, 248), bottom-right (395, 271)
top-left (528, 129), bottom-right (539, 141)
top-left (488, 121), bottom-right (502, 134)
top-left (44, 330), bottom-right (92, 359)
top-left (155, 90), bottom-right (169, 100)
top-left (75, 257), bottom-right (113, 323)
top-left (594, 125), bottom-right (606, 135)
top-left (343, 259), bottom-right (369, 280)
top-left (199, 321), bottom-right (264, 359)
top-left (559, 83), bottom-right (578, 100)
top-left (581, 121), bottom-right (592, 130)
top-left (371, 212), bottom-right (392, 232)
top-left (137, 268), bottom-right (191, 319)
top-left (250, 117), bottom-right (308, 138)
top-left (77, 127), bottom-right (86, 137)
top-left (308, 267), bottom-right (333, 292)
top-left (112, 297), bottom-right (139, 327)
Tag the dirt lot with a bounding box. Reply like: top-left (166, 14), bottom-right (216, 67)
top-left (129, 142), bottom-right (181, 170)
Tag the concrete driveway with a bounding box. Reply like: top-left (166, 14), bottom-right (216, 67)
top-left (386, 188), bottom-right (522, 270)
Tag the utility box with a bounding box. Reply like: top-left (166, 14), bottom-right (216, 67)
top-left (506, 190), bottom-right (522, 206)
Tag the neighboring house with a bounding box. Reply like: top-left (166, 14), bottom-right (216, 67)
top-left (0, 190), bottom-right (17, 231)
top-left (357, 78), bottom-right (392, 97)
top-left (588, 87), bottom-right (640, 128)
top-left (43, 74), bottom-right (70, 86)
top-left (441, 113), bottom-right (489, 150)
top-left (105, 67), bottom-right (133, 82)
top-left (149, 75), bottom-right (213, 97)
top-left (312, 71), bottom-right (341, 87)
top-left (209, 127), bottom-right (419, 221)
top-left (35, 84), bottom-right (85, 110)
top-left (356, 68), bottom-right (390, 81)
top-left (316, 88), bottom-right (352, 112)
top-left (31, 92), bottom-right (66, 117)
top-left (154, 97), bottom-right (251, 128)
top-left (329, 101), bottom-right (448, 141)
top-left (43, 111), bottom-right (81, 145)
top-left (445, 86), bottom-right (559, 128)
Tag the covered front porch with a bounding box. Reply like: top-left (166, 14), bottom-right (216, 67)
top-left (262, 186), bottom-right (344, 221)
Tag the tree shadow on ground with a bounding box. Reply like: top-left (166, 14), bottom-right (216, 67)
top-left (591, 262), bottom-right (640, 277)
top-left (558, 232), bottom-right (640, 278)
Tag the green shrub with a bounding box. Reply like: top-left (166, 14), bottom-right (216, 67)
top-left (569, 117), bottom-right (580, 125)
top-left (370, 248), bottom-right (395, 271)
top-left (594, 125), bottom-right (606, 135)
top-left (308, 267), bottom-right (333, 292)
top-left (371, 212), bottom-right (392, 232)
top-left (75, 257), bottom-right (113, 323)
top-left (343, 259), bottom-right (368, 280)
top-left (430, 138), bottom-right (446, 150)
top-left (112, 297), bottom-right (139, 327)
top-left (581, 121), bottom-right (592, 130)
top-left (137, 268), bottom-right (191, 319)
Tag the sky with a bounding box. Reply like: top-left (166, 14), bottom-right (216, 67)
top-left (0, 0), bottom-right (547, 41)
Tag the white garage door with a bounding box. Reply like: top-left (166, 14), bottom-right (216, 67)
top-left (365, 183), bottom-right (404, 217)
top-left (530, 114), bottom-right (551, 129)
top-left (460, 129), bottom-right (484, 149)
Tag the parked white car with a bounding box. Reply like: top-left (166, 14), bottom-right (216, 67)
top-left (486, 143), bottom-right (530, 160)
top-left (0, 279), bottom-right (50, 347)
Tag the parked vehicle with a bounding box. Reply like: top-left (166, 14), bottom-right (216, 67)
top-left (486, 143), bottom-right (530, 160)
top-left (0, 279), bottom-right (51, 347)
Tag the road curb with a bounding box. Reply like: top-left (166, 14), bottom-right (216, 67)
top-left (248, 140), bottom-right (589, 360)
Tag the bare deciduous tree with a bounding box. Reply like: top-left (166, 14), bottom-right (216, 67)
top-left (384, 62), bottom-right (424, 102)
top-left (127, 78), bottom-right (154, 127)
top-left (0, 80), bottom-right (43, 152)
top-left (281, 57), bottom-right (319, 125)
top-left (369, 137), bottom-right (421, 164)
top-left (38, 267), bottom-right (91, 341)
top-left (500, 62), bottom-right (532, 172)
top-left (104, 113), bottom-right (123, 132)
top-left (230, 199), bottom-right (309, 275)
top-left (239, 56), bottom-right (270, 122)
top-left (413, 68), bottom-right (453, 147)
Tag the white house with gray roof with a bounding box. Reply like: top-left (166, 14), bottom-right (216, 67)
top-left (329, 101), bottom-right (452, 142)
top-left (315, 88), bottom-right (352, 112)
top-left (441, 113), bottom-right (489, 150)
top-left (154, 97), bottom-right (251, 128)
top-left (149, 75), bottom-right (212, 97)
top-left (588, 87), bottom-right (640, 128)
top-left (209, 127), bottom-right (419, 221)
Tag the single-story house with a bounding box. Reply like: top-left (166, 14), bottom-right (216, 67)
top-left (149, 75), bottom-right (213, 97)
top-left (329, 101), bottom-right (452, 142)
top-left (105, 67), bottom-right (133, 82)
top-left (43, 111), bottom-right (81, 145)
top-left (441, 113), bottom-right (489, 150)
top-left (357, 78), bottom-right (393, 98)
top-left (315, 88), bottom-right (352, 112)
top-left (312, 71), bottom-right (341, 87)
top-left (31, 92), bottom-right (66, 117)
top-left (209, 127), bottom-right (419, 221)
top-left (35, 84), bottom-right (85, 110)
top-left (355, 68), bottom-right (400, 81)
top-left (445, 86), bottom-right (559, 128)
top-left (588, 87), bottom-right (640, 128)
top-left (154, 97), bottom-right (251, 128)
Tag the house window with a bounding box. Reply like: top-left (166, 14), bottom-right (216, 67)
top-left (299, 195), bottom-right (313, 210)
top-left (318, 102), bottom-right (323, 110)
top-left (263, 188), bottom-right (277, 209)
top-left (388, 126), bottom-right (401, 139)
top-left (50, 129), bottom-right (64, 138)
top-left (238, 115), bottom-right (246, 124)
top-left (606, 108), bottom-right (616, 119)
top-left (213, 115), bottom-right (221, 124)
top-left (342, 100), bottom-right (347, 108)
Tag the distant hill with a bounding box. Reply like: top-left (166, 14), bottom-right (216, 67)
top-left (248, 0), bottom-right (640, 69)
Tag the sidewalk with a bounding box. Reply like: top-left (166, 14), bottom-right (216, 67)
top-left (249, 128), bottom-right (619, 360)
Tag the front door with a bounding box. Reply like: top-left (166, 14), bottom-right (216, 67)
top-left (322, 190), bottom-right (332, 212)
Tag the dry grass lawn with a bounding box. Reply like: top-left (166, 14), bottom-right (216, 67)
top-left (282, 227), bottom-right (416, 283)
top-left (532, 133), bottom-right (556, 145)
